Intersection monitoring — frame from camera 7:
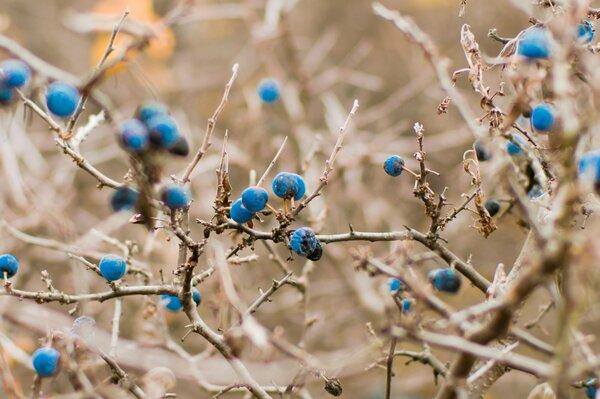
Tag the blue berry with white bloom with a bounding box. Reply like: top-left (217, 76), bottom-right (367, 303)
top-left (135, 101), bottom-right (169, 124)
top-left (388, 277), bottom-right (406, 293)
top-left (578, 151), bottom-right (600, 188)
top-left (162, 287), bottom-right (201, 312)
top-left (428, 268), bottom-right (461, 294)
top-left (119, 119), bottom-right (149, 152)
top-left (272, 172), bottom-right (305, 200)
top-left (518, 28), bottom-right (551, 59)
top-left (99, 255), bottom-right (127, 281)
top-left (0, 254), bottom-right (19, 279)
top-left (577, 21), bottom-right (595, 44)
top-left (241, 186), bottom-right (269, 212)
top-left (32, 347), bottom-right (60, 377)
top-left (230, 198), bottom-right (255, 223)
top-left (507, 135), bottom-right (525, 156)
top-left (111, 186), bottom-right (138, 212)
top-left (161, 184), bottom-right (191, 210)
top-left (291, 174), bottom-right (306, 200)
top-left (147, 114), bottom-right (180, 149)
top-left (46, 82), bottom-right (79, 118)
top-left (383, 155), bottom-right (405, 177)
top-left (257, 78), bottom-right (281, 104)
top-left (0, 59), bottom-right (31, 88)
top-left (290, 227), bottom-right (318, 257)
top-left (401, 299), bottom-right (412, 313)
top-left (531, 104), bottom-right (555, 132)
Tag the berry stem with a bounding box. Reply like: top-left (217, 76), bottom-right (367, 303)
top-left (402, 166), bottom-right (420, 178)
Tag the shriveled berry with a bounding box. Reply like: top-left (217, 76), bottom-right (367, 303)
top-left (518, 28), bottom-right (551, 59)
top-left (383, 155), bottom-right (405, 177)
top-left (161, 184), bottom-right (191, 210)
top-left (241, 186), bottom-right (269, 212)
top-left (290, 227), bottom-right (318, 256)
top-left (0, 59), bottom-right (31, 88)
top-left (429, 268), bottom-right (461, 294)
top-left (230, 198), bottom-right (255, 223)
top-left (484, 199), bottom-right (501, 217)
top-left (135, 101), bottom-right (169, 124)
top-left (257, 78), bottom-right (280, 104)
top-left (531, 104), bottom-right (555, 132)
top-left (0, 254), bottom-right (19, 278)
top-left (46, 82), bottom-right (79, 118)
top-left (111, 186), bottom-right (138, 212)
top-left (307, 241), bottom-right (323, 261)
top-left (474, 142), bottom-right (491, 161)
top-left (32, 347), bottom-right (60, 377)
top-left (147, 114), bottom-right (180, 149)
top-left (99, 255), bottom-right (127, 281)
top-left (119, 119), bottom-right (149, 152)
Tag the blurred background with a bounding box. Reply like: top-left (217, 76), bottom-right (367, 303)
top-left (0, 0), bottom-right (597, 398)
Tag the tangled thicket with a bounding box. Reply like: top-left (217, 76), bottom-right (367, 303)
top-left (2, 0), bottom-right (600, 398)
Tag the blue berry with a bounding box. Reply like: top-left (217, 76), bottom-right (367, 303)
top-left (290, 227), bottom-right (318, 257)
top-left (474, 142), bottom-right (491, 161)
top-left (32, 347), bottom-right (60, 377)
top-left (0, 254), bottom-right (19, 279)
top-left (518, 28), bottom-right (551, 59)
top-left (307, 241), bottom-right (323, 261)
top-left (99, 255), bottom-right (127, 281)
top-left (586, 378), bottom-right (598, 399)
top-left (241, 186), bottom-right (269, 212)
top-left (111, 186), bottom-right (138, 212)
top-left (230, 198), bottom-right (255, 223)
top-left (272, 172), bottom-right (304, 200)
top-left (0, 84), bottom-right (13, 104)
top-left (531, 104), bottom-right (555, 132)
top-left (577, 21), bottom-right (595, 44)
top-left (147, 114), bottom-right (180, 149)
top-left (429, 268), bottom-right (461, 294)
top-left (383, 155), bottom-right (405, 177)
top-left (401, 298), bottom-right (412, 313)
top-left (135, 101), bottom-right (169, 124)
top-left (0, 59), bottom-right (31, 88)
top-left (161, 184), bottom-right (191, 210)
top-left (579, 151), bottom-right (600, 189)
top-left (257, 78), bottom-right (281, 104)
top-left (388, 277), bottom-right (406, 293)
top-left (507, 135), bottom-right (525, 156)
top-left (46, 82), bottom-right (79, 118)
top-left (528, 184), bottom-right (544, 199)
top-left (168, 135), bottom-right (190, 157)
top-left (484, 199), bottom-right (500, 217)
top-left (161, 287), bottom-right (201, 312)
top-left (119, 119), bottom-right (149, 152)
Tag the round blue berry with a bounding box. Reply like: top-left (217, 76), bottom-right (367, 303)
top-left (474, 142), bottom-right (491, 161)
top-left (388, 277), bottom-right (405, 293)
top-left (0, 84), bottom-right (13, 104)
top-left (484, 199), bottom-right (500, 217)
top-left (161, 184), bottom-right (191, 210)
top-left (135, 101), bottom-right (169, 124)
top-left (32, 347), bottom-right (60, 377)
top-left (579, 151), bottom-right (600, 186)
top-left (272, 172), bottom-right (303, 199)
top-left (111, 186), bottom-right (138, 212)
top-left (0, 59), bottom-right (31, 88)
top-left (518, 28), bottom-right (551, 59)
top-left (257, 78), bottom-right (280, 104)
top-left (99, 255), bottom-right (127, 281)
top-left (383, 155), bottom-right (405, 177)
top-left (0, 254), bottom-right (19, 279)
top-left (531, 104), bottom-right (554, 132)
top-left (147, 114), bottom-right (180, 149)
top-left (161, 287), bottom-right (201, 312)
top-left (401, 298), bottom-right (412, 313)
top-left (46, 82), bottom-right (79, 118)
top-left (586, 378), bottom-right (598, 399)
top-left (241, 186), bottom-right (269, 212)
top-left (577, 21), bottom-right (595, 44)
top-left (507, 135), bottom-right (525, 156)
top-left (230, 198), bottom-right (255, 223)
top-left (429, 268), bottom-right (461, 294)
top-left (119, 119), bottom-right (149, 152)
top-left (290, 227), bottom-right (318, 257)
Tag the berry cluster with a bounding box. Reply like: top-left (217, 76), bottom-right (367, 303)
top-left (161, 287), bottom-right (201, 312)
